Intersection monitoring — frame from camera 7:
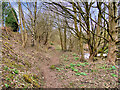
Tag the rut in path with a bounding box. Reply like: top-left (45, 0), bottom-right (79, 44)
top-left (40, 50), bottom-right (64, 88)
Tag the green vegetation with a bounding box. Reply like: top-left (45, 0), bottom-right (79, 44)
top-left (74, 57), bottom-right (79, 61)
top-left (14, 69), bottom-right (19, 74)
top-left (65, 65), bottom-right (70, 69)
top-left (111, 73), bottom-right (118, 77)
top-left (74, 69), bottom-right (78, 72)
top-left (5, 8), bottom-right (18, 32)
top-left (50, 65), bottom-right (56, 69)
top-left (77, 64), bottom-right (80, 67)
top-left (70, 63), bottom-right (76, 67)
top-left (111, 66), bottom-right (116, 70)
top-left (5, 84), bottom-right (9, 88)
top-left (23, 74), bottom-right (32, 83)
top-left (64, 58), bottom-right (68, 61)
top-left (6, 78), bottom-right (10, 81)
top-left (50, 42), bottom-right (54, 45)
top-left (71, 67), bottom-right (75, 71)
top-left (56, 67), bottom-right (61, 71)
top-left (4, 66), bottom-right (9, 70)
top-left (75, 72), bottom-right (87, 76)
top-left (72, 53), bottom-right (77, 56)
top-left (2, 1), bottom-right (119, 88)
top-left (79, 63), bottom-right (85, 66)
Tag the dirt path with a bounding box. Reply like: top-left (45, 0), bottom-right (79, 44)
top-left (39, 50), bottom-right (64, 88)
top-left (11, 40), bottom-right (64, 88)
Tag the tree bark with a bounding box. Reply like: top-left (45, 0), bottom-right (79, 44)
top-left (21, 4), bottom-right (27, 48)
top-left (72, 2), bottom-right (84, 60)
top-left (64, 22), bottom-right (67, 51)
top-left (18, 2), bottom-right (25, 47)
top-left (79, 13), bottom-right (84, 61)
top-left (85, 2), bottom-right (92, 58)
top-left (58, 27), bottom-right (63, 50)
top-left (31, 2), bottom-right (37, 47)
top-left (107, 2), bottom-right (117, 65)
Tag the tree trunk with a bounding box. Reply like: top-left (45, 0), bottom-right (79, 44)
top-left (58, 27), bottom-right (63, 50)
top-left (72, 2), bottom-right (84, 60)
top-left (44, 32), bottom-right (48, 45)
top-left (79, 14), bottom-right (84, 61)
top-left (18, 2), bottom-right (25, 47)
top-left (64, 23), bottom-right (67, 51)
top-left (21, 4), bottom-right (27, 48)
top-left (31, 2), bottom-right (37, 47)
top-left (107, 2), bottom-right (117, 65)
top-left (85, 2), bottom-right (92, 59)
top-left (94, 11), bottom-right (101, 57)
top-left (69, 33), bottom-right (73, 51)
top-left (116, 2), bottom-right (120, 65)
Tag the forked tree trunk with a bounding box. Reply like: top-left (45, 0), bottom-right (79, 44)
top-left (73, 2), bottom-right (84, 61)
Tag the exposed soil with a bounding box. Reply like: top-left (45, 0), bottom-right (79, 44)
top-left (1, 31), bottom-right (120, 88)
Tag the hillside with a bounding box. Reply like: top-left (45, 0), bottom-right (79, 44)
top-left (1, 29), bottom-right (119, 89)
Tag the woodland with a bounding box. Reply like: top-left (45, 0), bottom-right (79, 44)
top-left (1, 1), bottom-right (120, 89)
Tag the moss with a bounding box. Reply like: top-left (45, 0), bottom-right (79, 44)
top-left (3, 58), bottom-right (25, 70)
top-left (8, 54), bottom-right (13, 58)
top-left (69, 82), bottom-right (74, 86)
top-left (33, 82), bottom-right (40, 87)
top-left (33, 74), bottom-right (39, 79)
top-left (9, 44), bottom-right (12, 47)
top-left (9, 74), bottom-right (14, 80)
top-left (5, 42), bottom-right (9, 45)
top-left (93, 57), bottom-right (98, 60)
top-left (98, 48), bottom-right (104, 53)
top-left (116, 54), bottom-right (120, 58)
top-left (24, 61), bottom-right (32, 68)
top-left (23, 74), bottom-right (32, 83)
top-left (5, 35), bottom-right (9, 39)
top-left (23, 74), bottom-right (40, 87)
top-left (14, 64), bottom-right (25, 69)
top-left (49, 65), bottom-right (56, 69)
top-left (2, 58), bottom-right (16, 67)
